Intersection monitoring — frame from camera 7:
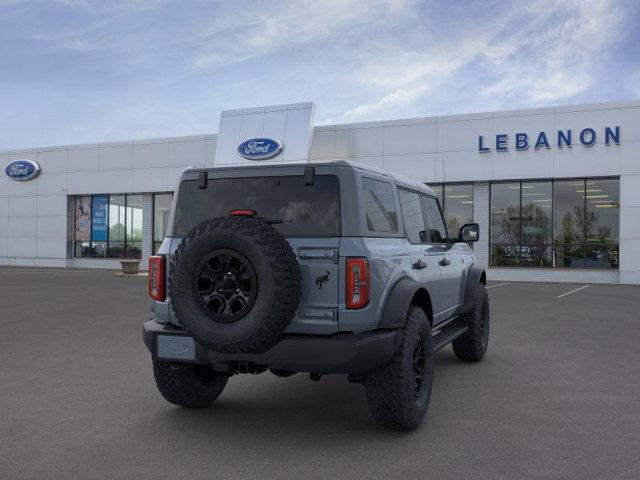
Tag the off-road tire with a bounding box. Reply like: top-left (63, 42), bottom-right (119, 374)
top-left (153, 361), bottom-right (228, 408)
top-left (452, 283), bottom-right (490, 362)
top-left (364, 307), bottom-right (433, 431)
top-left (169, 216), bottom-right (301, 353)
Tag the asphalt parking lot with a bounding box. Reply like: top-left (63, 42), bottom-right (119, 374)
top-left (1, 268), bottom-right (639, 480)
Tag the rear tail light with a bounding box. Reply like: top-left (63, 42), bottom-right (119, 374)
top-left (346, 258), bottom-right (369, 309)
top-left (148, 255), bottom-right (166, 301)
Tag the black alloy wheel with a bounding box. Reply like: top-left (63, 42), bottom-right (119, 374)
top-left (193, 249), bottom-right (258, 323)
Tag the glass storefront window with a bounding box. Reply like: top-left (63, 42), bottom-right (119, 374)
top-left (586, 179), bottom-right (619, 243)
top-left (520, 181), bottom-right (552, 267)
top-left (153, 193), bottom-right (173, 253)
top-left (585, 178), bottom-right (619, 269)
top-left (553, 180), bottom-right (586, 268)
top-left (74, 193), bottom-right (144, 259)
top-left (491, 178), bottom-right (619, 269)
top-left (108, 195), bottom-right (126, 258)
top-left (553, 180), bottom-right (585, 246)
top-left (74, 196), bottom-right (92, 257)
top-left (490, 183), bottom-right (520, 266)
top-left (126, 195), bottom-right (143, 258)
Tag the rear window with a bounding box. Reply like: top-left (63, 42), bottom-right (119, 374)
top-left (173, 175), bottom-right (341, 237)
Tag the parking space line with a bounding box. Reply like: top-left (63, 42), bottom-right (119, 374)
top-left (486, 282), bottom-right (511, 289)
top-left (557, 284), bottom-right (590, 298)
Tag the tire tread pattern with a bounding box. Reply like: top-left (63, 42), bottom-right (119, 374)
top-left (364, 307), bottom-right (433, 431)
top-left (452, 283), bottom-right (490, 362)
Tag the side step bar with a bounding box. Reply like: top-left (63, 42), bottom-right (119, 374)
top-left (432, 323), bottom-right (468, 352)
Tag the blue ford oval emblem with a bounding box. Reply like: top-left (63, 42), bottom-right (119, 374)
top-left (4, 159), bottom-right (41, 182)
top-left (237, 137), bottom-right (283, 160)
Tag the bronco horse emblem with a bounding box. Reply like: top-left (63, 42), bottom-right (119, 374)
top-left (315, 271), bottom-right (330, 290)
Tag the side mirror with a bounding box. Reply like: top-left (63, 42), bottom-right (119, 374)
top-left (458, 223), bottom-right (479, 243)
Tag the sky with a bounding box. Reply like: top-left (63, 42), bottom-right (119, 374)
top-left (1, 0), bottom-right (639, 150)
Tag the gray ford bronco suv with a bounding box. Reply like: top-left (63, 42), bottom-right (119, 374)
top-left (144, 160), bottom-right (489, 430)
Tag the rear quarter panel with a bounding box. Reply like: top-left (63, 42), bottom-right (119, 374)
top-left (338, 237), bottom-right (413, 333)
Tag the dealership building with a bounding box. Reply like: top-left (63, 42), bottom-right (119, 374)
top-left (1, 100), bottom-right (639, 284)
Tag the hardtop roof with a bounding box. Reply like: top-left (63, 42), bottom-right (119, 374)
top-left (182, 160), bottom-right (436, 196)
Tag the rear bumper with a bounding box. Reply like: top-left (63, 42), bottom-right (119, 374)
top-left (143, 319), bottom-right (399, 374)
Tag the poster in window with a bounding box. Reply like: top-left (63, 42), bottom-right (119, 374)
top-left (74, 196), bottom-right (91, 241)
top-left (91, 195), bottom-right (108, 242)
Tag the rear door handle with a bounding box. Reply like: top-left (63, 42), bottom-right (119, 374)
top-left (439, 257), bottom-right (451, 266)
top-left (412, 260), bottom-right (428, 270)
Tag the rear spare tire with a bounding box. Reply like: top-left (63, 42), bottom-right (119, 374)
top-left (169, 216), bottom-right (300, 353)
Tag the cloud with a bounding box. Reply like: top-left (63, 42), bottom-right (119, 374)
top-left (338, 35), bottom-right (493, 121)
top-left (482, 0), bottom-right (622, 104)
top-left (51, 0), bottom-right (172, 14)
top-left (15, 0), bottom-right (416, 66)
top-left (0, 0), bottom-right (635, 149)
top-left (335, 0), bottom-right (626, 122)
top-left (339, 85), bottom-right (429, 121)
top-left (190, 0), bottom-right (415, 70)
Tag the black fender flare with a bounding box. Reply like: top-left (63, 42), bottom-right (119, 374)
top-left (460, 265), bottom-right (486, 314)
top-left (378, 277), bottom-right (428, 329)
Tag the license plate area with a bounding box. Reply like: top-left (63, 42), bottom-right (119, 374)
top-left (156, 334), bottom-right (196, 361)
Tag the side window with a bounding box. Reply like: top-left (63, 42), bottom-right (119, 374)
top-left (420, 195), bottom-right (448, 243)
top-left (361, 177), bottom-right (398, 233)
top-left (399, 190), bottom-right (426, 244)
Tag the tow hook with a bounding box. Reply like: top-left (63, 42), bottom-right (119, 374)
top-left (309, 372), bottom-right (322, 382)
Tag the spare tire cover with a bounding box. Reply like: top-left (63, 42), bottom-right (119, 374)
top-left (169, 216), bottom-right (301, 353)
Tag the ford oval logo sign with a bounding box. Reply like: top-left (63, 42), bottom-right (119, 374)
top-left (4, 159), bottom-right (41, 182)
top-left (237, 137), bottom-right (283, 160)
